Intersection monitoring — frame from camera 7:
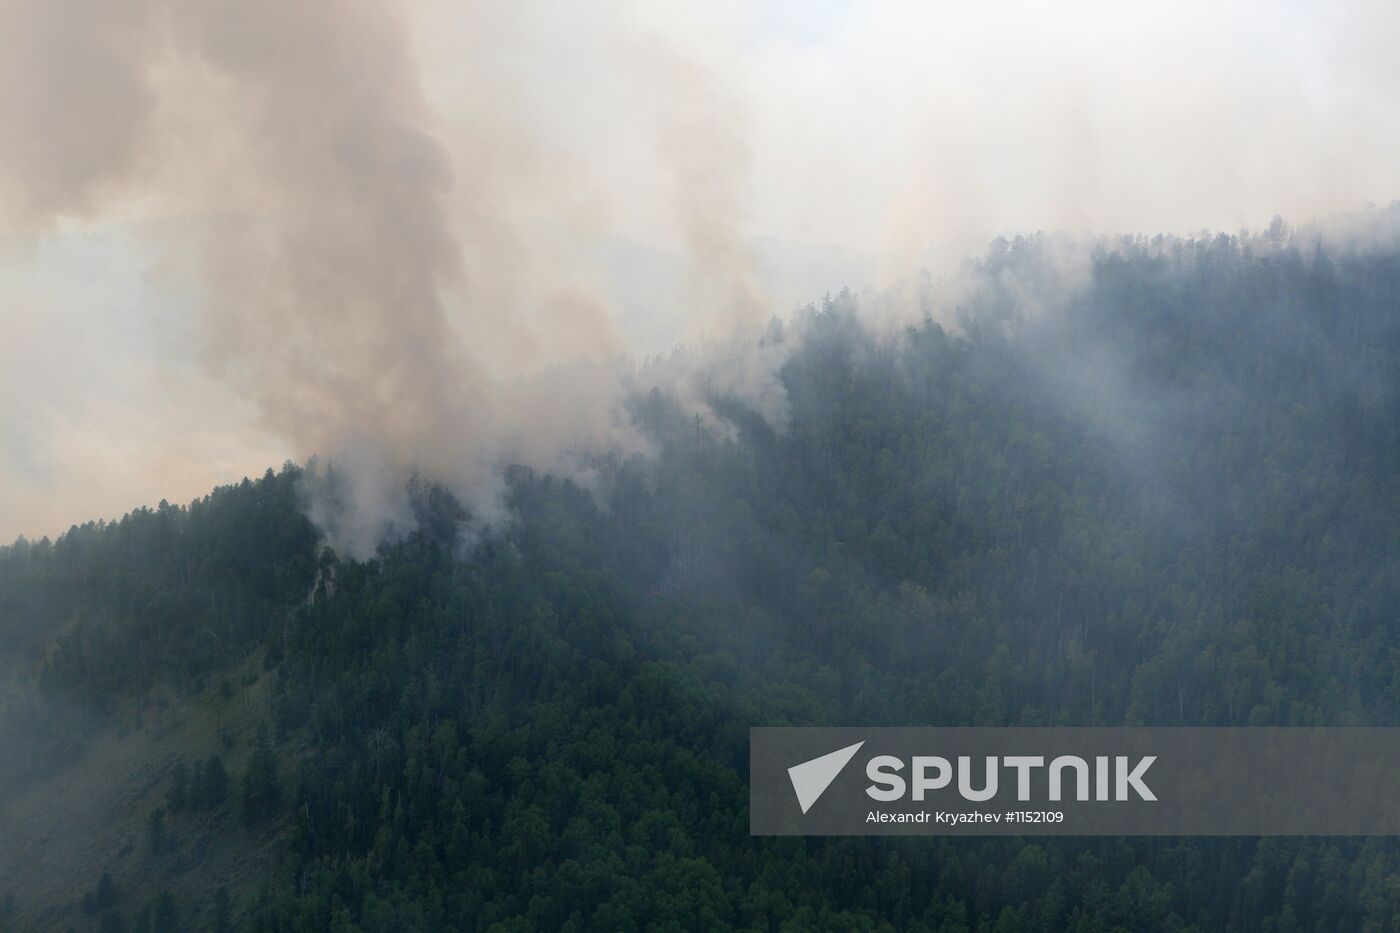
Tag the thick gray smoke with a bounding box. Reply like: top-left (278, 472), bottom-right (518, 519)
top-left (0, 0), bottom-right (163, 227)
top-left (174, 0), bottom-right (488, 553)
top-left (0, 0), bottom-right (687, 556)
top-left (3, 0), bottom-right (1400, 552)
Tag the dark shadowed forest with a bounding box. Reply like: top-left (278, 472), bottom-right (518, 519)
top-left (3, 221), bottom-right (1400, 930)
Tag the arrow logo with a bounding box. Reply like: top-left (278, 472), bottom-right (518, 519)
top-left (788, 741), bottom-right (865, 814)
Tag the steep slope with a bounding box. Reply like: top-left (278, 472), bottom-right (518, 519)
top-left (0, 660), bottom-right (289, 930)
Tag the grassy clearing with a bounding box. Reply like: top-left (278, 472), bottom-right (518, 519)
top-left (0, 656), bottom-right (295, 931)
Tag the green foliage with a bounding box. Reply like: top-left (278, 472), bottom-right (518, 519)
top-left (212, 887), bottom-right (234, 933)
top-left (96, 872), bottom-right (117, 910)
top-left (151, 891), bottom-right (180, 933)
top-left (85, 871), bottom-right (119, 919)
top-left (0, 464), bottom-right (318, 792)
top-left (171, 753), bottom-right (230, 818)
top-left (97, 911), bottom-right (127, 933)
top-left (147, 808), bottom-right (167, 857)
top-left (167, 761), bottom-right (189, 813)
top-left (204, 754), bottom-right (230, 809)
top-left (240, 723), bottom-right (280, 824)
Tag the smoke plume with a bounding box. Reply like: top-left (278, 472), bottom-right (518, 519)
top-left (3, 0), bottom-right (1400, 552)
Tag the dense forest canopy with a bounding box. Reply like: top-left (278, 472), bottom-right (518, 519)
top-left (2, 218), bottom-right (1400, 929)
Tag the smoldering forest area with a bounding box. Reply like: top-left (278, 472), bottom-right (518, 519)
top-left (3, 217), bottom-right (1400, 929)
top-left (3, 1), bottom-right (1400, 930)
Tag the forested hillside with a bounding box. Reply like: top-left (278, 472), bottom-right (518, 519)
top-left (3, 222), bottom-right (1400, 930)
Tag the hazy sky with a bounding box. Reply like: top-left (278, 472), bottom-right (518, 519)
top-left (2, 0), bottom-right (1399, 543)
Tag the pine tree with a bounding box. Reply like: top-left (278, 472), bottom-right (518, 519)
top-left (152, 891), bottom-right (180, 933)
top-left (147, 809), bottom-right (167, 856)
top-left (211, 886), bottom-right (233, 933)
top-left (95, 872), bottom-right (117, 910)
top-left (166, 761), bottom-right (188, 812)
top-left (205, 755), bottom-right (229, 808)
top-left (241, 724), bottom-right (279, 823)
top-left (189, 759), bottom-right (205, 810)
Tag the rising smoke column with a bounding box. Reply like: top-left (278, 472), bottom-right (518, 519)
top-left (168, 0), bottom-right (489, 553)
top-left (0, 0), bottom-right (647, 556)
top-left (0, 0), bottom-right (489, 553)
top-left (0, 0), bottom-right (897, 552)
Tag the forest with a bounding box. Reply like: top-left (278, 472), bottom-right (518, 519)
top-left (2, 219), bottom-right (1400, 930)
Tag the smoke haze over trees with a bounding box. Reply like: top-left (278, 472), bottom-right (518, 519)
top-left (2, 223), bottom-right (1400, 927)
top-left (4, 0), bottom-right (1400, 546)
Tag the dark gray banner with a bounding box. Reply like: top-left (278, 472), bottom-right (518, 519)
top-left (750, 728), bottom-right (1400, 835)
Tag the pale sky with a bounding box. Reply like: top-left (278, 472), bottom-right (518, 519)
top-left (2, 0), bottom-right (1398, 542)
